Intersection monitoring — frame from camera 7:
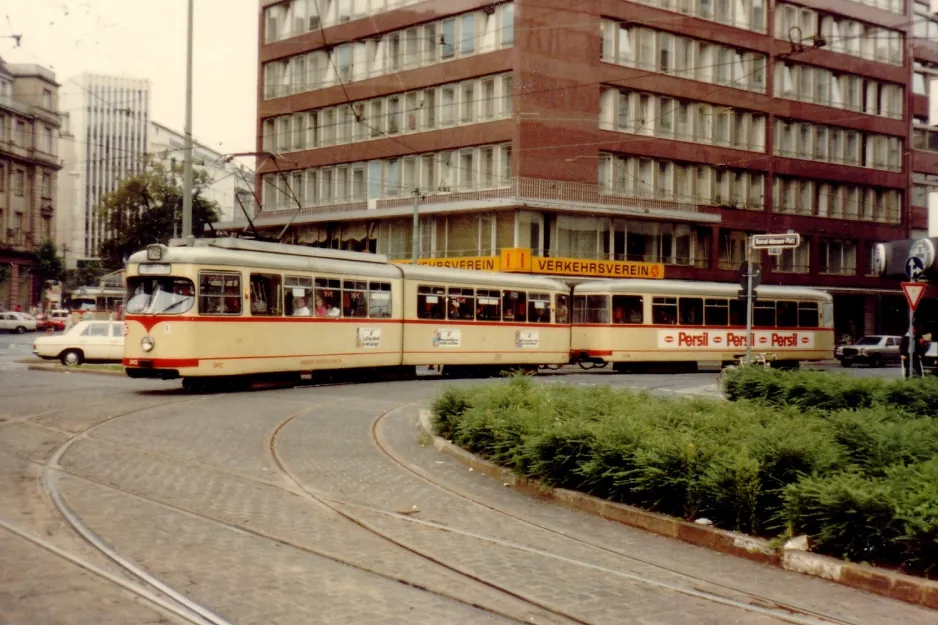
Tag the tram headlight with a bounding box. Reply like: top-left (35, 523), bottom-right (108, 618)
top-left (141, 336), bottom-right (155, 352)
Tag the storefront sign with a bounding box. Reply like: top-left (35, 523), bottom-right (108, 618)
top-left (657, 329), bottom-right (815, 350)
top-left (392, 257), bottom-right (500, 271)
top-left (531, 256), bottom-right (664, 279)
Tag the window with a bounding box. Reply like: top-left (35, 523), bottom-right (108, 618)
top-left (418, 285), bottom-right (446, 319)
top-left (368, 282), bottom-right (392, 318)
top-left (555, 294), bottom-right (569, 324)
top-left (798, 302), bottom-right (819, 327)
top-left (441, 18), bottom-right (456, 59)
top-left (573, 294), bottom-right (609, 324)
top-left (679, 297), bottom-right (703, 325)
top-left (652, 296), bottom-right (677, 324)
top-left (777, 301), bottom-right (798, 327)
top-left (502, 290), bottom-right (527, 322)
top-left (447, 287), bottom-right (475, 320)
top-left (314, 278), bottom-right (341, 317)
top-left (284, 276), bottom-right (314, 316)
top-left (528, 293), bottom-right (552, 323)
top-left (199, 272), bottom-right (241, 315)
top-left (42, 89), bottom-right (52, 110)
top-left (249, 274), bottom-right (282, 316)
top-left (13, 169), bottom-right (24, 196)
top-left (82, 324), bottom-right (109, 338)
top-left (41, 173), bottom-right (51, 198)
top-left (460, 13), bottom-right (475, 55)
top-left (753, 301), bottom-right (776, 327)
top-left (612, 295), bottom-right (643, 324)
top-left (476, 289), bottom-right (501, 321)
top-left (704, 299), bottom-right (729, 326)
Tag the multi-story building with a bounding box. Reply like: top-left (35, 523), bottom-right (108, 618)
top-left (149, 122), bottom-right (254, 225)
top-left (251, 0), bottom-right (919, 338)
top-left (911, 1), bottom-right (938, 237)
top-left (0, 57), bottom-right (61, 311)
top-left (56, 73), bottom-right (151, 269)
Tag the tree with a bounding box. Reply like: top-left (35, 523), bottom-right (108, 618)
top-left (34, 240), bottom-right (66, 285)
top-left (98, 158), bottom-right (220, 271)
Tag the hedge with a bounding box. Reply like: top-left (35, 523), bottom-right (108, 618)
top-left (723, 366), bottom-right (938, 417)
top-left (432, 377), bottom-right (938, 576)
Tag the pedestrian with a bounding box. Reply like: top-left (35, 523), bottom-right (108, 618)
top-left (64, 313), bottom-right (74, 332)
top-left (901, 330), bottom-right (913, 378)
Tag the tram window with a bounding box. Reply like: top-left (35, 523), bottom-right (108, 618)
top-left (612, 295), bottom-right (643, 324)
top-left (777, 301), bottom-right (798, 327)
top-left (284, 276), bottom-right (313, 316)
top-left (475, 289), bottom-right (500, 321)
top-left (126, 277), bottom-right (194, 315)
top-left (528, 293), bottom-right (551, 323)
top-left (199, 272), bottom-right (241, 315)
top-left (704, 299), bottom-right (729, 326)
top-left (250, 274), bottom-right (282, 316)
top-left (417, 285), bottom-right (446, 319)
top-left (575, 295), bottom-right (609, 324)
top-left (753, 301), bottom-right (776, 327)
top-left (729, 299), bottom-right (743, 326)
top-left (343, 280), bottom-right (368, 318)
top-left (368, 282), bottom-right (392, 318)
top-left (313, 278), bottom-right (341, 317)
top-left (679, 298), bottom-right (703, 325)
top-left (448, 287), bottom-right (475, 320)
top-left (502, 290), bottom-right (527, 322)
top-left (798, 302), bottom-right (819, 327)
top-left (555, 294), bottom-right (569, 324)
top-left (652, 297), bottom-right (677, 325)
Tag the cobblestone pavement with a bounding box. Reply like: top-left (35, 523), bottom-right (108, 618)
top-left (0, 368), bottom-right (935, 624)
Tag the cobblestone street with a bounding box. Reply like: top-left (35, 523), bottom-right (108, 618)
top-left (0, 367), bottom-right (934, 625)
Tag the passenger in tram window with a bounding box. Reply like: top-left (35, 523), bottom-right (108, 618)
top-left (293, 298), bottom-right (311, 316)
top-left (315, 297), bottom-right (329, 317)
top-left (613, 307), bottom-right (624, 324)
top-left (556, 302), bottom-right (569, 324)
top-left (327, 304), bottom-right (341, 317)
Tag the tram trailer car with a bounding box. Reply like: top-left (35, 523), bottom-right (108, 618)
top-left (122, 239), bottom-right (571, 386)
top-left (570, 279), bottom-right (835, 371)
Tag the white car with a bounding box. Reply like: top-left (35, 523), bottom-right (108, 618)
top-left (33, 320), bottom-right (124, 365)
top-left (0, 311), bottom-right (37, 333)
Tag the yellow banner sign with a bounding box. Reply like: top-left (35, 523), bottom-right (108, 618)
top-left (393, 256), bottom-right (501, 271)
top-left (531, 256), bottom-right (664, 279)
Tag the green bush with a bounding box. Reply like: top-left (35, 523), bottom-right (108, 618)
top-left (431, 378), bottom-right (938, 575)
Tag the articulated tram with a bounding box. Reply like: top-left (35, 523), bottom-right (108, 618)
top-left (122, 239), bottom-right (834, 388)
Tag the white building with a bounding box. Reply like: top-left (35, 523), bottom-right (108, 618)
top-left (56, 73), bottom-right (151, 268)
top-left (148, 121), bottom-right (251, 225)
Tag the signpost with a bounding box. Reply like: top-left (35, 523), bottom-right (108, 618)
top-left (902, 281), bottom-right (927, 378)
top-left (742, 233), bottom-right (801, 363)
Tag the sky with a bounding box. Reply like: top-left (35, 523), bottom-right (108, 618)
top-left (1, 0), bottom-right (258, 165)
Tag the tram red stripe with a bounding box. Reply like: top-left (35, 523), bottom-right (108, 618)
top-left (124, 315), bottom-right (562, 329)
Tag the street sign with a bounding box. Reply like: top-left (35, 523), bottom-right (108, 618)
top-left (767, 247), bottom-right (782, 256)
top-left (906, 256), bottom-right (925, 281)
top-left (902, 282), bottom-right (927, 311)
top-left (738, 261), bottom-right (761, 289)
top-left (751, 233), bottom-right (800, 249)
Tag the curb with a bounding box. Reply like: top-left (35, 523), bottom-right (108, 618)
top-left (27, 364), bottom-right (126, 377)
top-left (418, 410), bottom-right (938, 611)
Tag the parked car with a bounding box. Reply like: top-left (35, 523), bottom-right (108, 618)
top-left (921, 342), bottom-right (938, 375)
top-left (0, 311), bottom-right (38, 333)
top-left (32, 320), bottom-right (124, 365)
top-left (34, 313), bottom-right (66, 331)
top-left (835, 335), bottom-right (902, 367)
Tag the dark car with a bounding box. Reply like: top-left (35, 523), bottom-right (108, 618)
top-left (835, 335), bottom-right (902, 368)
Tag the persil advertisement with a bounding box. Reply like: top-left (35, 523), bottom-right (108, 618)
top-left (657, 329), bottom-right (815, 350)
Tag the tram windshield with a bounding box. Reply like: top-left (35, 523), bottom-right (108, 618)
top-left (126, 277), bottom-right (195, 314)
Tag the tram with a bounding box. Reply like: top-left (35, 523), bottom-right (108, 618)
top-left (571, 279), bottom-right (835, 371)
top-left (122, 238), bottom-right (570, 387)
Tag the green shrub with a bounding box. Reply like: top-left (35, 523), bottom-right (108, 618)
top-left (882, 377), bottom-right (938, 418)
top-left (781, 472), bottom-right (901, 564)
top-left (890, 459), bottom-right (938, 575)
top-left (431, 387), bottom-right (473, 439)
top-left (830, 409), bottom-right (938, 475)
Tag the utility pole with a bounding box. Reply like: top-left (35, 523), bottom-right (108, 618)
top-left (181, 0), bottom-right (194, 239)
top-left (411, 188), bottom-right (420, 264)
top-left (745, 239), bottom-right (754, 364)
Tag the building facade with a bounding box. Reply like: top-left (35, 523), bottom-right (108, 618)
top-left (56, 73), bottom-right (151, 269)
top-left (912, 0), bottom-right (938, 237)
top-left (252, 0), bottom-right (923, 338)
top-left (149, 121), bottom-right (254, 225)
top-left (0, 58), bottom-right (61, 311)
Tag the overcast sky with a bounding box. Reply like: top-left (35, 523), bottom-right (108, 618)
top-left (2, 0), bottom-right (258, 164)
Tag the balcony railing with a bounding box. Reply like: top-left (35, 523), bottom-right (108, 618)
top-left (252, 176), bottom-right (699, 225)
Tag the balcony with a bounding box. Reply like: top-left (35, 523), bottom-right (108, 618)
top-left (247, 176), bottom-right (706, 229)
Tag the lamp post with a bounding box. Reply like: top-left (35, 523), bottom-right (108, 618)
top-left (411, 188), bottom-right (421, 264)
top-left (181, 0), bottom-right (194, 239)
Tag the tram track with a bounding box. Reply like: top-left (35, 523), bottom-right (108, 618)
top-left (2, 394), bottom-right (232, 625)
top-left (0, 385), bottom-right (917, 625)
top-left (368, 405), bottom-right (871, 625)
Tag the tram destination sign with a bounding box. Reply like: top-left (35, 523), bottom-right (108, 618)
top-left (751, 233), bottom-right (800, 249)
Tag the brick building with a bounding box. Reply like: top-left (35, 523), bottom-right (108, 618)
top-left (248, 0), bottom-right (929, 338)
top-left (0, 57), bottom-right (61, 311)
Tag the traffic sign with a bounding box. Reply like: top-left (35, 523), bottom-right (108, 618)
top-left (738, 261), bottom-right (761, 289)
top-left (906, 256), bottom-right (925, 281)
top-left (751, 233), bottom-right (800, 249)
top-left (767, 247), bottom-right (782, 256)
top-left (901, 282), bottom-right (927, 311)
